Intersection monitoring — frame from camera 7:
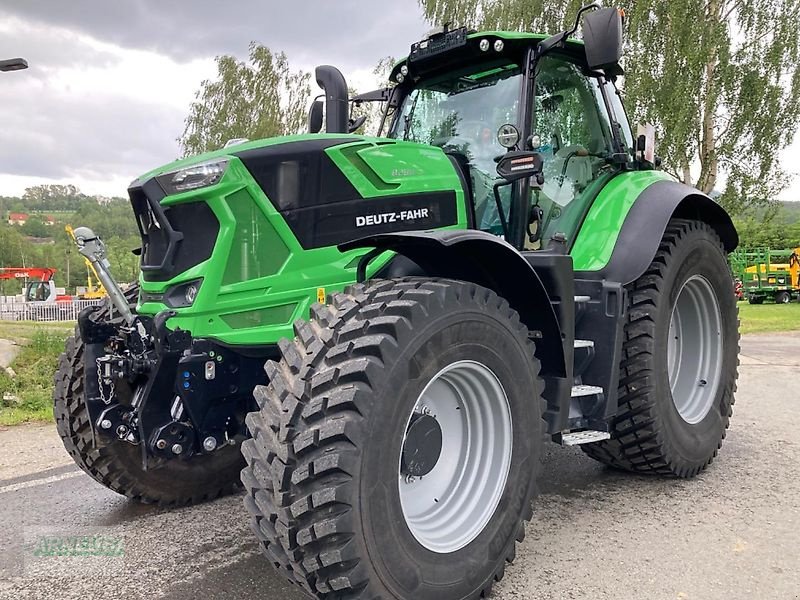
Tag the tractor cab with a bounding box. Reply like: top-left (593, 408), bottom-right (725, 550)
top-left (24, 279), bottom-right (57, 303)
top-left (384, 7), bottom-right (632, 251)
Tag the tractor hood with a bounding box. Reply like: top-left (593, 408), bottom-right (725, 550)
top-left (128, 134), bottom-right (466, 284)
top-left (131, 133), bottom-right (367, 185)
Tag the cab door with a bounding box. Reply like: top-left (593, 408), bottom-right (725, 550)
top-left (526, 54), bottom-right (629, 249)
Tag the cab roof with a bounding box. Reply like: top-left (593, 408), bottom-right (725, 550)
top-left (390, 29), bottom-right (588, 85)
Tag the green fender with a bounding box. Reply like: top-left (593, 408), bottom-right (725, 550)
top-left (571, 172), bottom-right (737, 283)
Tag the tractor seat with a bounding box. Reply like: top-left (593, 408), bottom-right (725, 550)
top-left (541, 144), bottom-right (595, 207)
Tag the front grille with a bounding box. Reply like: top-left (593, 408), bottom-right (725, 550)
top-left (129, 181), bottom-right (220, 282)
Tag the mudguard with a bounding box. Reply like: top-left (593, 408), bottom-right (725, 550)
top-left (340, 230), bottom-right (567, 378)
top-left (580, 179), bottom-right (738, 284)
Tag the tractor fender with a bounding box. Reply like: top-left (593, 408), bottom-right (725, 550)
top-left (340, 230), bottom-right (567, 378)
top-left (587, 180), bottom-right (739, 284)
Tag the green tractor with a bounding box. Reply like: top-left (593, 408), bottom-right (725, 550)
top-left (56, 5), bottom-right (739, 599)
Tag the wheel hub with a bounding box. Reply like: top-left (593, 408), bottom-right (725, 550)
top-left (401, 413), bottom-right (443, 477)
top-left (398, 360), bottom-right (513, 554)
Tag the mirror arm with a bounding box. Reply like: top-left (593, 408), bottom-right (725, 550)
top-left (538, 2), bottom-right (602, 57)
top-left (566, 2), bottom-right (602, 37)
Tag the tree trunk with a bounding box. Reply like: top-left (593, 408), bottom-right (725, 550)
top-left (682, 157), bottom-right (693, 186)
top-left (697, 0), bottom-right (720, 194)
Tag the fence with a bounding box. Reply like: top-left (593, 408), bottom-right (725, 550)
top-left (0, 299), bottom-right (103, 322)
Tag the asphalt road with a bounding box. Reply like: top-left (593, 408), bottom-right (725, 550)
top-left (0, 333), bottom-right (798, 600)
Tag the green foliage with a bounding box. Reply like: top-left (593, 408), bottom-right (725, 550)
top-left (179, 43), bottom-right (310, 156)
top-left (22, 184), bottom-right (87, 211)
top-left (0, 328), bottom-right (70, 425)
top-left (417, 0), bottom-right (800, 216)
top-left (20, 215), bottom-right (49, 238)
top-left (733, 201), bottom-right (800, 249)
top-left (1, 185), bottom-right (140, 293)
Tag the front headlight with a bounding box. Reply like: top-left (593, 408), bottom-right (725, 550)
top-left (163, 278), bottom-right (203, 308)
top-left (156, 159), bottom-right (229, 195)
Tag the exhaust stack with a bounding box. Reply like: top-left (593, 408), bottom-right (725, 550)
top-left (315, 65), bottom-right (348, 134)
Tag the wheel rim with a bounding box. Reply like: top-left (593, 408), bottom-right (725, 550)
top-left (398, 360), bottom-right (513, 553)
top-left (667, 275), bottom-right (723, 424)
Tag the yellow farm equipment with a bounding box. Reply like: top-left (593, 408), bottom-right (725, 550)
top-left (731, 247), bottom-right (800, 304)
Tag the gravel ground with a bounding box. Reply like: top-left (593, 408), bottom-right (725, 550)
top-left (0, 333), bottom-right (797, 600)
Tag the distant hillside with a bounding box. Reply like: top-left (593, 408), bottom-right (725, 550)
top-left (733, 200), bottom-right (800, 250)
top-left (774, 200), bottom-right (800, 224)
top-left (0, 184), bottom-right (139, 293)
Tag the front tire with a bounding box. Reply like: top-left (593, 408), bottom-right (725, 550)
top-left (583, 219), bottom-right (739, 477)
top-left (53, 292), bottom-right (245, 506)
top-left (241, 279), bottom-right (545, 599)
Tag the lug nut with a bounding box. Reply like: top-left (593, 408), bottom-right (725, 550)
top-left (203, 436), bottom-right (217, 452)
top-left (100, 419), bottom-right (112, 430)
top-left (171, 443), bottom-right (183, 455)
top-left (116, 425), bottom-right (128, 437)
top-left (156, 439), bottom-right (167, 450)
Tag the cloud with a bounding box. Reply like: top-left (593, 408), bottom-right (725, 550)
top-left (0, 2), bottom-right (433, 196)
top-left (0, 14), bottom-right (217, 195)
top-left (0, 0), bottom-right (430, 72)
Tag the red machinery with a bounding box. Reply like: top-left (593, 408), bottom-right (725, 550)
top-left (0, 267), bottom-right (71, 302)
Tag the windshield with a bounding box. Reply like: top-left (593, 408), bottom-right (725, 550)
top-left (388, 64), bottom-right (522, 237)
top-left (389, 64), bottom-right (522, 171)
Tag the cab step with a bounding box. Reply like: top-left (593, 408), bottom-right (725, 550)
top-left (571, 384), bottom-right (603, 397)
top-left (560, 430), bottom-right (611, 446)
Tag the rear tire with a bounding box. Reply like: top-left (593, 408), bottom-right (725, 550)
top-left (241, 278), bottom-right (545, 599)
top-left (53, 289), bottom-right (244, 506)
top-left (583, 219), bottom-right (738, 477)
top-left (775, 291), bottom-right (791, 304)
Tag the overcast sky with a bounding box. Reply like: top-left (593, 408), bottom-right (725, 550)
top-left (0, 1), bottom-right (798, 201)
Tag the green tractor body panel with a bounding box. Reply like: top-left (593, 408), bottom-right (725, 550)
top-left (135, 135), bottom-right (467, 346)
top-left (570, 170), bottom-right (674, 271)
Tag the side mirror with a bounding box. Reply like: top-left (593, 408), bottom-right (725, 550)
top-left (348, 115), bottom-right (367, 133)
top-left (496, 151), bottom-right (544, 183)
top-left (583, 7), bottom-right (624, 73)
top-left (308, 99), bottom-right (324, 133)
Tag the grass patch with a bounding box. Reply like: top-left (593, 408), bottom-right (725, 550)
top-left (0, 326), bottom-right (71, 425)
top-left (0, 320), bottom-right (74, 345)
top-left (738, 302), bottom-right (800, 335)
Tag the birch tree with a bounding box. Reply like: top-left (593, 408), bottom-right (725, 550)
top-left (180, 43), bottom-right (310, 156)
top-left (418, 0), bottom-right (800, 213)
